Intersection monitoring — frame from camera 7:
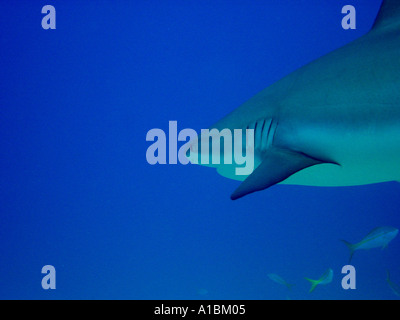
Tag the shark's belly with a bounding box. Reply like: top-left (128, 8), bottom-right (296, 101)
top-left (282, 161), bottom-right (399, 187)
top-left (280, 121), bottom-right (400, 187)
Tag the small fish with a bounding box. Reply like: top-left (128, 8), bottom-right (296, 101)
top-left (267, 273), bottom-right (294, 290)
top-left (386, 270), bottom-right (400, 297)
top-left (197, 288), bottom-right (208, 296)
top-left (341, 226), bottom-right (398, 262)
top-left (304, 268), bottom-right (333, 293)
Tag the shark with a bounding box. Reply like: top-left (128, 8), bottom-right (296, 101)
top-left (188, 0), bottom-right (400, 200)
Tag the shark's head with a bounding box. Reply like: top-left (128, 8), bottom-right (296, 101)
top-left (186, 116), bottom-right (327, 200)
top-left (186, 118), bottom-right (278, 181)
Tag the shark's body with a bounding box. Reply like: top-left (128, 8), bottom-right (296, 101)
top-left (189, 0), bottom-right (400, 199)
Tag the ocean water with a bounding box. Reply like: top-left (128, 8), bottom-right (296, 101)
top-left (1, 0), bottom-right (399, 300)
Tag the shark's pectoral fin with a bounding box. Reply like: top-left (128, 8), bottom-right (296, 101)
top-left (230, 149), bottom-right (329, 200)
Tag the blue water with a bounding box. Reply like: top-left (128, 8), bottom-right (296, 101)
top-left (1, 0), bottom-right (399, 300)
